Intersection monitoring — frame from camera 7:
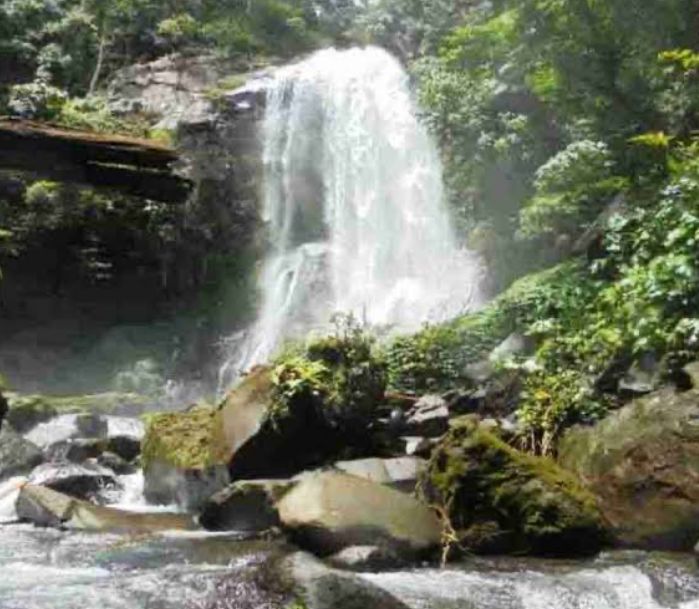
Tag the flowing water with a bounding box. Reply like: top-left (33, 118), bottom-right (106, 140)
top-left (0, 520), bottom-right (697, 609)
top-left (219, 46), bottom-right (484, 387)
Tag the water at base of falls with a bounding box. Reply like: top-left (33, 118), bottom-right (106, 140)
top-left (0, 525), bottom-right (697, 609)
top-left (219, 46), bottom-right (485, 388)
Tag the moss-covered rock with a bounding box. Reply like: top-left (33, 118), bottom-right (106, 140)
top-left (141, 405), bottom-right (231, 509)
top-left (423, 418), bottom-right (606, 557)
top-left (558, 386), bottom-right (699, 551)
top-left (6, 392), bottom-right (152, 433)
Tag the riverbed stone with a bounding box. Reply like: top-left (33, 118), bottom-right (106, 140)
top-left (403, 395), bottom-right (449, 437)
top-left (326, 545), bottom-right (406, 572)
top-left (5, 395), bottom-right (58, 433)
top-left (333, 457), bottom-right (426, 494)
top-left (558, 386), bottom-right (699, 551)
top-left (97, 451), bottom-right (134, 475)
top-left (106, 435), bottom-right (141, 462)
top-left (0, 427), bottom-right (43, 480)
top-left (199, 479), bottom-right (295, 532)
top-left (424, 418), bottom-right (606, 557)
top-left (27, 461), bottom-right (117, 500)
top-left (44, 438), bottom-right (106, 463)
top-left (16, 484), bottom-right (197, 532)
top-left (279, 552), bottom-right (411, 609)
top-left (276, 471), bottom-right (441, 558)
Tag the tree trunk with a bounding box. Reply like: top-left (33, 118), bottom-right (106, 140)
top-left (88, 29), bottom-right (107, 96)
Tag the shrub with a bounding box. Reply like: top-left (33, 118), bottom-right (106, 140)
top-left (520, 140), bottom-right (625, 238)
top-left (270, 314), bottom-right (387, 429)
top-left (8, 81), bottom-right (67, 120)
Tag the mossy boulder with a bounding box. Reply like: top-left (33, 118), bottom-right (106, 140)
top-left (558, 386), bottom-right (699, 551)
top-left (6, 392), bottom-right (152, 433)
top-left (423, 418), bottom-right (606, 557)
top-left (0, 427), bottom-right (43, 480)
top-left (141, 405), bottom-right (230, 509)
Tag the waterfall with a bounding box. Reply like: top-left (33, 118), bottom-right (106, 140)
top-left (220, 47), bottom-right (484, 388)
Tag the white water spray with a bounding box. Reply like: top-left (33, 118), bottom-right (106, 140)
top-left (221, 47), bottom-right (484, 387)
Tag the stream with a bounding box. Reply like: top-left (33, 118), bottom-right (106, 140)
top-left (1, 519), bottom-right (698, 609)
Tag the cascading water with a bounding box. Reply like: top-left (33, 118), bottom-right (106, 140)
top-left (220, 46), bottom-right (484, 387)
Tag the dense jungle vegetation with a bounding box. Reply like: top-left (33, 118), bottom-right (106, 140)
top-left (3, 0), bottom-right (699, 456)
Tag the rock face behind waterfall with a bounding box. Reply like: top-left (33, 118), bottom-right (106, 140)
top-left (558, 386), bottom-right (699, 551)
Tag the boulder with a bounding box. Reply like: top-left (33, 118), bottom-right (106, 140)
top-left (276, 471), bottom-right (441, 558)
top-left (279, 552), bottom-right (411, 609)
top-left (44, 438), bottom-right (105, 463)
top-left (403, 395), bottom-right (449, 437)
top-left (618, 352), bottom-right (662, 396)
top-left (558, 387), bottom-right (699, 551)
top-left (97, 451), bottom-right (134, 475)
top-left (401, 436), bottom-right (438, 458)
top-left (327, 546), bottom-right (405, 572)
top-left (106, 435), bottom-right (141, 462)
top-left (0, 427), bottom-right (43, 480)
top-left (5, 395), bottom-right (57, 433)
top-left (75, 413), bottom-right (108, 438)
top-left (141, 405), bottom-right (230, 509)
top-left (423, 418), bottom-right (606, 557)
top-left (199, 479), bottom-right (294, 532)
top-left (0, 389), bottom-right (7, 430)
top-left (5, 393), bottom-right (151, 433)
top-left (333, 457), bottom-right (426, 494)
top-left (28, 461), bottom-right (117, 500)
top-left (16, 484), bottom-right (196, 532)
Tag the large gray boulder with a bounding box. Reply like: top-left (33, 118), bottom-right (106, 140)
top-left (333, 457), bottom-right (426, 494)
top-left (199, 479), bottom-right (294, 532)
top-left (0, 427), bottom-right (43, 480)
top-left (276, 471), bottom-right (441, 558)
top-left (559, 386), bottom-right (699, 551)
top-left (279, 552), bottom-right (411, 609)
top-left (16, 484), bottom-right (196, 532)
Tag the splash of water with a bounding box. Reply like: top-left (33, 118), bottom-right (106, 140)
top-left (220, 46), bottom-right (484, 388)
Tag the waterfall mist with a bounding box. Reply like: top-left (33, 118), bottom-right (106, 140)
top-left (220, 46), bottom-right (484, 390)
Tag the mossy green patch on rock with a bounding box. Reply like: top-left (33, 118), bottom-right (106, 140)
top-left (6, 392), bottom-right (152, 432)
top-left (423, 418), bottom-right (606, 557)
top-left (142, 406), bottom-right (228, 471)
